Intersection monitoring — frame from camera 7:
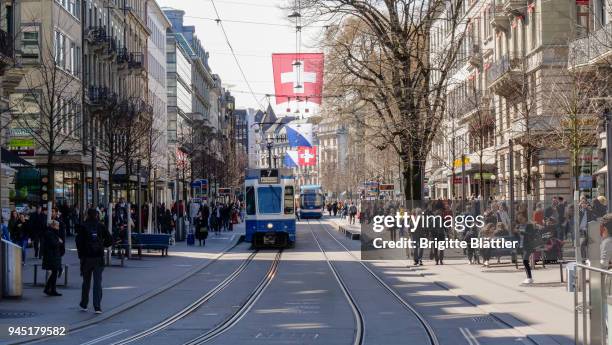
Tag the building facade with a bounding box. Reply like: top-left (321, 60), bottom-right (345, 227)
top-left (146, 0), bottom-right (170, 205)
top-left (428, 0), bottom-right (578, 202)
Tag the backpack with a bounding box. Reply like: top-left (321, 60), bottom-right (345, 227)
top-left (85, 223), bottom-right (107, 257)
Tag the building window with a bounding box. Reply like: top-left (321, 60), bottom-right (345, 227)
top-left (22, 29), bottom-right (41, 63)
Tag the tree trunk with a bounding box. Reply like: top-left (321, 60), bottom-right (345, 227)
top-left (47, 154), bottom-right (55, 206)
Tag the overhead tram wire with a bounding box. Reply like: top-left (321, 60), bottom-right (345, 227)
top-left (209, 0), bottom-right (266, 112)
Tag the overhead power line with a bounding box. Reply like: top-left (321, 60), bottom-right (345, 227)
top-left (209, 0), bottom-right (266, 111)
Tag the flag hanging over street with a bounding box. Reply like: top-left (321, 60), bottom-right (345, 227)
top-left (284, 150), bottom-right (299, 168)
top-left (286, 123), bottom-right (313, 147)
top-left (271, 53), bottom-right (324, 116)
top-left (298, 146), bottom-right (317, 166)
top-left (272, 53), bottom-right (324, 106)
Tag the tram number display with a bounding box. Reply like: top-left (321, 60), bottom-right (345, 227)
top-left (260, 169), bottom-right (279, 184)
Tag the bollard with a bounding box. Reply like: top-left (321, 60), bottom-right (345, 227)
top-left (566, 262), bottom-right (576, 292)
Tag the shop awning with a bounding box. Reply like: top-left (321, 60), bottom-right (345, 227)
top-left (596, 165), bottom-right (607, 175)
top-left (1, 148), bottom-right (33, 168)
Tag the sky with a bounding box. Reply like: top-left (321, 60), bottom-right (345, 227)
top-left (156, 0), bottom-right (323, 112)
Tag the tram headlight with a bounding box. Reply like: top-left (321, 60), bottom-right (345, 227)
top-left (267, 223), bottom-right (274, 229)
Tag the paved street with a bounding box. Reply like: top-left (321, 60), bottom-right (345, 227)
top-left (0, 218), bottom-right (576, 345)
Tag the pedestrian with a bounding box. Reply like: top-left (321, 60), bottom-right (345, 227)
top-left (516, 211), bottom-right (536, 285)
top-left (15, 213), bottom-right (28, 262)
top-left (76, 209), bottom-right (113, 314)
top-left (42, 220), bottom-right (65, 296)
top-left (8, 210), bottom-right (18, 244)
top-left (196, 207), bottom-right (209, 247)
top-left (600, 213), bottom-right (612, 269)
top-left (348, 202), bottom-right (357, 225)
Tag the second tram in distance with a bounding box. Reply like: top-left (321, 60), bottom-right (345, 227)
top-left (298, 185), bottom-right (325, 219)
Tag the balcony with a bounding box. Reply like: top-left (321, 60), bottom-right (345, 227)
top-left (490, 2), bottom-right (509, 31)
top-left (468, 44), bottom-right (482, 67)
top-left (86, 27), bottom-right (108, 53)
top-left (101, 37), bottom-right (118, 61)
top-left (569, 22), bottom-right (612, 69)
top-left (116, 47), bottom-right (129, 67)
top-left (128, 53), bottom-right (144, 74)
top-left (486, 55), bottom-right (524, 99)
top-left (503, 0), bottom-right (527, 16)
top-left (87, 86), bottom-right (109, 111)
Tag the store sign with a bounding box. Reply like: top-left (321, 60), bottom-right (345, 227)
top-left (9, 128), bottom-right (33, 137)
top-left (453, 157), bottom-right (472, 170)
top-left (453, 177), bottom-right (468, 184)
top-left (539, 158), bottom-right (569, 166)
top-left (218, 188), bottom-right (231, 195)
top-left (9, 138), bottom-right (34, 148)
top-left (379, 184), bottom-right (394, 191)
top-left (11, 149), bottom-right (34, 156)
top-left (473, 173), bottom-right (494, 180)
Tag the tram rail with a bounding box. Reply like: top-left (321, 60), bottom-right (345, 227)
top-left (310, 220), bottom-right (439, 345)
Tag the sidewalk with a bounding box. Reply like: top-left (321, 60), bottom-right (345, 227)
top-left (323, 218), bottom-right (575, 345)
top-left (422, 259), bottom-right (574, 345)
top-left (0, 224), bottom-right (244, 344)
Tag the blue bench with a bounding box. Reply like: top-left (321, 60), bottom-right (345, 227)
top-left (116, 233), bottom-right (171, 258)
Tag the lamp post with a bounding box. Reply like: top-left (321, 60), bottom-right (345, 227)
top-left (266, 136), bottom-right (274, 168)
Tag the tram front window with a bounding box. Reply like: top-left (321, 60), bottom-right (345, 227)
top-left (301, 194), bottom-right (323, 208)
top-left (257, 186), bottom-right (282, 214)
top-left (246, 186), bottom-right (256, 215)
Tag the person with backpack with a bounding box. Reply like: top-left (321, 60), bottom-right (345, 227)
top-left (76, 209), bottom-right (113, 314)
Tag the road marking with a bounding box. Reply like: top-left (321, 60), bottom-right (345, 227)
top-left (81, 329), bottom-right (129, 345)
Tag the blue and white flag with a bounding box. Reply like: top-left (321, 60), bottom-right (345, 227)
top-left (284, 150), bottom-right (299, 168)
top-left (286, 123), bottom-right (313, 147)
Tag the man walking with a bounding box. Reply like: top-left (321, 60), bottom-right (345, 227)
top-left (76, 209), bottom-right (113, 314)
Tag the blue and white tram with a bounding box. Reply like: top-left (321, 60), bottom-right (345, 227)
top-left (299, 185), bottom-right (325, 219)
top-left (244, 168), bottom-right (296, 248)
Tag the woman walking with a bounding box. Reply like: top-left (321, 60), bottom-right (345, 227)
top-left (196, 205), bottom-right (210, 246)
top-left (42, 220), bottom-right (65, 296)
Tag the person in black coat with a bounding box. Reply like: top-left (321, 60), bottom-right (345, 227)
top-left (76, 209), bottom-right (113, 313)
top-left (195, 205), bottom-right (210, 246)
top-left (42, 220), bottom-right (64, 296)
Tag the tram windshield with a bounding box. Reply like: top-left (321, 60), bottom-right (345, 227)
top-left (301, 193), bottom-right (324, 208)
top-left (257, 186), bottom-right (282, 214)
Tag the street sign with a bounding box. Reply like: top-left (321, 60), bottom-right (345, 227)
top-left (379, 184), bottom-right (394, 191)
top-left (219, 188), bottom-right (231, 195)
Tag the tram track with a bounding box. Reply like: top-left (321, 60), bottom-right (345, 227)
top-left (310, 224), bottom-right (365, 345)
top-left (181, 250), bottom-right (283, 345)
top-left (110, 249), bottom-right (263, 345)
top-left (310, 219), bottom-right (440, 345)
top-left (10, 239), bottom-right (246, 345)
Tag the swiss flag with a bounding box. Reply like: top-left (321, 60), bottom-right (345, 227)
top-left (272, 53), bottom-right (324, 105)
top-left (298, 146), bottom-right (317, 166)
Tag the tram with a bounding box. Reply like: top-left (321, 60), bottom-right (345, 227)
top-left (244, 168), bottom-right (296, 248)
top-left (299, 185), bottom-right (325, 219)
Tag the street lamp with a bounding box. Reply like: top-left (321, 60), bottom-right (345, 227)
top-left (273, 154), bottom-right (279, 168)
top-left (266, 135), bottom-right (274, 168)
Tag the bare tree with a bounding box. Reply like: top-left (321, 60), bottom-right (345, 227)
top-left (547, 56), bottom-right (611, 193)
top-left (11, 45), bottom-right (83, 204)
top-left (303, 0), bottom-right (468, 201)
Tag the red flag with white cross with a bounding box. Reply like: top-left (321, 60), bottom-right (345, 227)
top-left (298, 146), bottom-right (317, 166)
